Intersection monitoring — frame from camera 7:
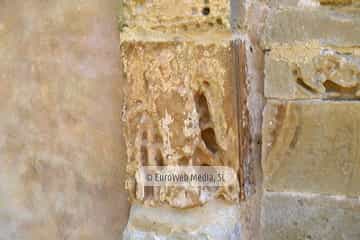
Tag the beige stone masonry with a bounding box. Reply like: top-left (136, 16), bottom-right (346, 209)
top-left (121, 40), bottom-right (251, 208)
top-left (262, 100), bottom-right (360, 196)
top-left (267, 0), bottom-right (360, 7)
top-left (119, 0), bottom-right (232, 41)
top-left (120, 0), bottom-right (265, 239)
top-left (123, 200), bottom-right (241, 239)
top-left (262, 7), bottom-right (360, 48)
top-left (261, 192), bottom-right (360, 240)
top-left (265, 46), bottom-right (360, 99)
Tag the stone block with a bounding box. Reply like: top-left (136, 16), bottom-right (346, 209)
top-left (120, 0), bottom-right (232, 41)
top-left (262, 8), bottom-right (360, 48)
top-left (123, 200), bottom-right (241, 240)
top-left (121, 40), bottom-right (251, 208)
top-left (267, 0), bottom-right (359, 7)
top-left (265, 47), bottom-right (360, 99)
top-left (261, 192), bottom-right (360, 240)
top-left (262, 101), bottom-right (360, 196)
top-left (320, 0), bottom-right (353, 5)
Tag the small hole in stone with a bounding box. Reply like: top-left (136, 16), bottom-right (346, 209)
top-left (203, 80), bottom-right (210, 87)
top-left (202, 7), bottom-right (210, 16)
top-left (216, 18), bottom-right (223, 25)
top-left (201, 128), bottom-right (220, 154)
top-left (250, 46), bottom-right (253, 53)
top-left (194, 92), bottom-right (211, 128)
top-left (208, 22), bottom-right (214, 27)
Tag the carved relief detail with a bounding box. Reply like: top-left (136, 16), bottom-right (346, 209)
top-left (121, 42), bottom-right (247, 208)
top-left (293, 50), bottom-right (360, 98)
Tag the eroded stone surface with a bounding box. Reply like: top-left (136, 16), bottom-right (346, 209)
top-left (261, 192), bottom-right (360, 240)
top-left (262, 101), bottom-right (360, 196)
top-left (262, 8), bottom-right (360, 48)
top-left (267, 0), bottom-right (360, 7)
top-left (120, 0), bottom-right (231, 41)
top-left (121, 40), bottom-right (250, 208)
top-left (123, 200), bottom-right (241, 240)
top-left (319, 0), bottom-right (353, 5)
top-left (265, 47), bottom-right (360, 99)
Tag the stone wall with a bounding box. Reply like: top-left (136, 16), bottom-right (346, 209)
top-left (261, 0), bottom-right (360, 239)
top-left (121, 0), bottom-right (360, 239)
top-left (120, 0), bottom-right (265, 239)
top-left (1, 0), bottom-right (359, 239)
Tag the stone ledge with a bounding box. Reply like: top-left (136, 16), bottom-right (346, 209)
top-left (123, 200), bottom-right (241, 240)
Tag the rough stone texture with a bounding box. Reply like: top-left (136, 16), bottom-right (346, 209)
top-left (239, 5), bottom-right (269, 237)
top-left (0, 0), bottom-right (129, 239)
top-left (121, 34), bottom-right (266, 240)
top-left (119, 0), bottom-right (267, 239)
top-left (267, 0), bottom-right (360, 7)
top-left (319, 0), bottom-right (353, 5)
top-left (120, 0), bottom-right (232, 41)
top-left (261, 192), bottom-right (360, 240)
top-left (121, 40), bottom-right (252, 208)
top-left (123, 200), bottom-right (241, 240)
top-left (262, 101), bottom-right (360, 196)
top-left (262, 7), bottom-right (360, 48)
top-left (261, 0), bottom-right (360, 238)
top-left (265, 46), bottom-right (360, 99)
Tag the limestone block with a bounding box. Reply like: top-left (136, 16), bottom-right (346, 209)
top-left (261, 192), bottom-right (360, 240)
top-left (119, 0), bottom-right (231, 41)
top-left (123, 200), bottom-right (241, 240)
top-left (262, 101), bottom-right (360, 196)
top-left (319, 0), bottom-right (353, 5)
top-left (267, 0), bottom-right (360, 7)
top-left (265, 47), bottom-right (360, 99)
top-left (262, 8), bottom-right (360, 48)
top-left (121, 40), bottom-right (251, 208)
